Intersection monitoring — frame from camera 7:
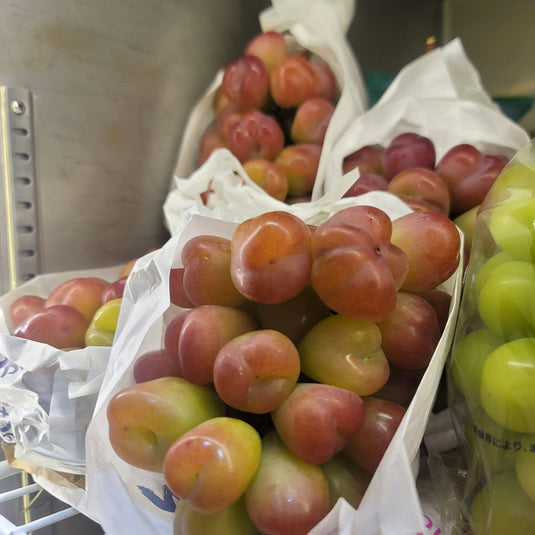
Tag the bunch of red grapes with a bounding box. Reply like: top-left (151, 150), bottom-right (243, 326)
top-left (342, 132), bottom-right (509, 219)
top-left (198, 30), bottom-right (339, 202)
top-left (341, 132), bottom-right (510, 265)
top-left (107, 203), bottom-right (461, 534)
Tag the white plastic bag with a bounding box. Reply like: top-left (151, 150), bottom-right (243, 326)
top-left (323, 38), bottom-right (530, 196)
top-left (166, 0), bottom-right (368, 230)
top-left (0, 265), bottom-right (121, 476)
top-left (164, 147), bottom-right (379, 236)
top-left (82, 192), bottom-right (463, 534)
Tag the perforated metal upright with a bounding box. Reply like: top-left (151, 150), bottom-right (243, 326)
top-left (0, 87), bottom-right (40, 296)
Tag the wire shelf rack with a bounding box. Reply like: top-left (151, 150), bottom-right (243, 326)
top-left (0, 460), bottom-right (102, 535)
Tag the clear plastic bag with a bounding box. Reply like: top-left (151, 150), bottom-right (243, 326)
top-left (446, 138), bottom-right (535, 534)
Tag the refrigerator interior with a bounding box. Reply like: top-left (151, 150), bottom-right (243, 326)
top-left (1, 0), bottom-right (534, 532)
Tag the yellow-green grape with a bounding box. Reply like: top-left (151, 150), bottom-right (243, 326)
top-left (470, 470), bottom-right (535, 535)
top-left (85, 298), bottom-right (122, 346)
top-left (487, 164), bottom-right (535, 263)
top-left (92, 298), bottom-right (122, 331)
top-left (481, 338), bottom-right (535, 433)
top-left (450, 328), bottom-right (503, 407)
top-left (477, 260), bottom-right (535, 340)
top-left (85, 324), bottom-right (116, 347)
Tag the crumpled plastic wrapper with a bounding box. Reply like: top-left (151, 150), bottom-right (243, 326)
top-left (0, 264), bottom-right (121, 475)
